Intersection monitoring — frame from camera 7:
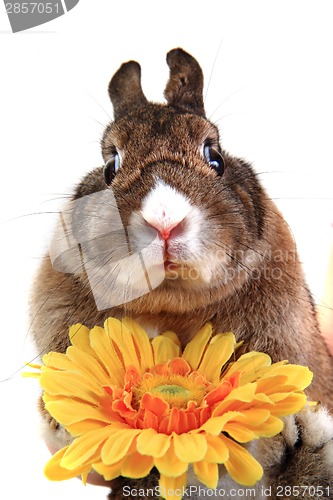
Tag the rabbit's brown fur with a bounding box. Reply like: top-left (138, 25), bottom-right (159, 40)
top-left (30, 48), bottom-right (333, 499)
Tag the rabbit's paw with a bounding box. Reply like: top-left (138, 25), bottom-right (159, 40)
top-left (257, 406), bottom-right (333, 499)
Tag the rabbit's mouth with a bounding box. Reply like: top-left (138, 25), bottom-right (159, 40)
top-left (164, 259), bottom-right (179, 271)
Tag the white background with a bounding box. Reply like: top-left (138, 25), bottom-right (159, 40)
top-left (0, 1), bottom-right (332, 498)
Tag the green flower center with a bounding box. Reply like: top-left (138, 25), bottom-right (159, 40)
top-left (132, 373), bottom-right (208, 409)
top-left (151, 384), bottom-right (190, 398)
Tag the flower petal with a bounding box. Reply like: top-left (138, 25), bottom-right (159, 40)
top-left (165, 407), bottom-right (195, 434)
top-left (193, 460), bottom-right (219, 488)
top-left (93, 459), bottom-right (124, 480)
top-left (205, 379), bottom-right (237, 406)
top-left (221, 435), bottom-right (263, 486)
top-left (254, 375), bottom-right (290, 395)
top-left (141, 392), bottom-right (169, 418)
top-left (44, 399), bottom-right (111, 427)
top-left (224, 408), bottom-right (270, 427)
top-left (212, 384), bottom-right (258, 416)
top-left (154, 441), bottom-right (188, 477)
top-left (168, 358), bottom-right (191, 376)
top-left (22, 371), bottom-right (41, 379)
top-left (204, 435), bottom-right (229, 463)
top-left (251, 415), bottom-right (284, 437)
top-left (121, 451), bottom-right (154, 478)
top-left (42, 352), bottom-right (76, 371)
top-left (200, 412), bottom-right (242, 435)
top-left (225, 352), bottom-right (272, 384)
top-left (223, 411), bottom-right (283, 442)
top-left (101, 428), bottom-right (141, 465)
top-left (222, 422), bottom-right (257, 442)
top-left (66, 419), bottom-right (111, 436)
top-left (61, 426), bottom-right (111, 469)
top-left (182, 323), bottom-right (212, 370)
top-left (197, 332), bottom-right (236, 384)
top-left (89, 325), bottom-right (126, 386)
top-left (122, 317), bottom-right (154, 370)
top-left (268, 393), bottom-right (308, 416)
top-left (142, 409), bottom-right (159, 431)
top-left (136, 429), bottom-right (171, 458)
top-left (152, 335), bottom-right (180, 364)
top-left (173, 432), bottom-right (207, 463)
top-left (66, 346), bottom-right (110, 385)
top-left (24, 362), bottom-right (41, 369)
top-left (68, 324), bottom-right (94, 354)
top-left (161, 330), bottom-right (181, 348)
top-left (44, 446), bottom-right (92, 481)
top-left (104, 318), bottom-right (141, 372)
top-left (159, 473), bottom-right (187, 500)
top-left (258, 365), bottom-right (313, 391)
top-left (40, 370), bottom-right (104, 404)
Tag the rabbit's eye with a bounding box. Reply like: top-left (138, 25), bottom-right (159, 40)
top-left (104, 152), bottom-right (120, 185)
top-left (204, 145), bottom-right (224, 176)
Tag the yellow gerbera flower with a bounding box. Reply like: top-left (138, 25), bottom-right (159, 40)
top-left (26, 318), bottom-right (313, 500)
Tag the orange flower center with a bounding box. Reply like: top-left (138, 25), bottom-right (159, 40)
top-left (107, 359), bottom-right (242, 434)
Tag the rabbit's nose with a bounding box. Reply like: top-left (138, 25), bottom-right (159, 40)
top-left (141, 214), bottom-right (185, 241)
top-left (140, 179), bottom-right (192, 240)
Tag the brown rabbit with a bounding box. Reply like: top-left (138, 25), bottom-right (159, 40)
top-left (31, 49), bottom-right (333, 499)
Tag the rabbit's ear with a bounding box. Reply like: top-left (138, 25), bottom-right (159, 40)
top-left (164, 48), bottom-right (205, 117)
top-left (108, 61), bottom-right (148, 120)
